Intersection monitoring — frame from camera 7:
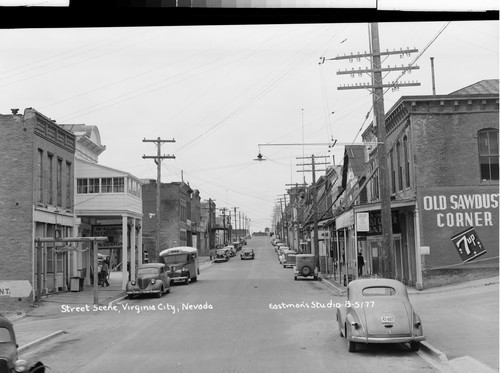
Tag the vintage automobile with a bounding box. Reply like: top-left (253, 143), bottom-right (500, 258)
top-left (293, 254), bottom-right (318, 280)
top-left (277, 246), bottom-right (290, 263)
top-left (282, 250), bottom-right (297, 268)
top-left (225, 245), bottom-right (237, 257)
top-left (231, 241), bottom-right (242, 251)
top-left (240, 248), bottom-right (255, 260)
top-left (214, 248), bottom-right (230, 263)
top-left (0, 316), bottom-right (45, 373)
top-left (336, 278), bottom-right (425, 352)
top-left (126, 263), bottom-right (171, 299)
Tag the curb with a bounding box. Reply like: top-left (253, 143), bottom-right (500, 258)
top-left (420, 341), bottom-right (449, 364)
top-left (18, 330), bottom-right (66, 353)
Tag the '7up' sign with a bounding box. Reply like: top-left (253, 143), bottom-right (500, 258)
top-left (451, 227), bottom-right (486, 263)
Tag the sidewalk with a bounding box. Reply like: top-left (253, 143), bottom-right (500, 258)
top-left (318, 273), bottom-right (499, 373)
top-left (5, 256), bottom-right (214, 352)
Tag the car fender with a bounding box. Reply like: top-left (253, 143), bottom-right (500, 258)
top-left (345, 310), bottom-right (365, 340)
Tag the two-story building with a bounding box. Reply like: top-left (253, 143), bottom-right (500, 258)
top-left (0, 108), bottom-right (76, 308)
top-left (142, 180), bottom-right (202, 261)
top-left (60, 124), bottom-right (144, 290)
top-left (340, 79), bottom-right (498, 289)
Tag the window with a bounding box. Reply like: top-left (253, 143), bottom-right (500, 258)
top-left (48, 153), bottom-right (54, 204)
top-left (478, 129), bottom-right (499, 181)
top-left (396, 142), bottom-right (403, 191)
top-left (362, 286), bottom-right (396, 296)
top-left (404, 136), bottom-right (410, 188)
top-left (113, 177), bottom-right (124, 193)
top-left (89, 178), bottom-right (100, 193)
top-left (37, 149), bottom-right (43, 203)
top-left (66, 162), bottom-right (72, 208)
top-left (57, 159), bottom-right (63, 206)
top-left (390, 150), bottom-right (396, 193)
top-left (77, 179), bottom-right (88, 194)
top-left (101, 178), bottom-right (113, 193)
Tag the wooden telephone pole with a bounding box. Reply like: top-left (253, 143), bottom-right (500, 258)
top-left (297, 155), bottom-right (330, 273)
top-left (322, 23), bottom-right (420, 278)
top-left (142, 137), bottom-right (175, 260)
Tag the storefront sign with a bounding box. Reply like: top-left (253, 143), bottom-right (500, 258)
top-left (356, 213), bottom-right (370, 232)
top-left (422, 193), bottom-right (498, 228)
top-left (451, 227), bottom-right (486, 263)
top-left (336, 210), bottom-right (353, 229)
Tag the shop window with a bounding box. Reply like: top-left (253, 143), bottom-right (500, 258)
top-left (478, 129), bottom-right (499, 181)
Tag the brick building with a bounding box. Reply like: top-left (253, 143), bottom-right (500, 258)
top-left (0, 108), bottom-right (76, 308)
top-left (142, 180), bottom-right (203, 261)
top-left (351, 79), bottom-right (499, 289)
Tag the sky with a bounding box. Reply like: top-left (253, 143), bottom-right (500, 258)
top-left (0, 18), bottom-right (498, 232)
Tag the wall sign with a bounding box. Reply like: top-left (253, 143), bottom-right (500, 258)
top-left (451, 227), bottom-right (486, 263)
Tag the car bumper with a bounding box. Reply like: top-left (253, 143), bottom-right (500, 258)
top-left (127, 288), bottom-right (161, 295)
top-left (170, 276), bottom-right (188, 283)
top-left (350, 335), bottom-right (426, 344)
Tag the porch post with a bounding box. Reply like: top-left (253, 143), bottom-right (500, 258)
top-left (137, 219), bottom-right (143, 265)
top-left (122, 215), bottom-right (129, 290)
top-left (130, 219), bottom-right (136, 281)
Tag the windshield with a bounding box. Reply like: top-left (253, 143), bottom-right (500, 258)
top-left (137, 268), bottom-right (159, 276)
top-left (163, 254), bottom-right (189, 264)
top-left (0, 327), bottom-right (13, 343)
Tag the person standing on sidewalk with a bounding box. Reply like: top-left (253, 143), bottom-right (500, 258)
top-left (357, 252), bottom-right (365, 277)
top-left (100, 260), bottom-right (110, 287)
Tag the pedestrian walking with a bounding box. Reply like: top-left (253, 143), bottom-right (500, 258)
top-left (357, 252), bottom-right (365, 277)
top-left (100, 260), bottom-right (110, 287)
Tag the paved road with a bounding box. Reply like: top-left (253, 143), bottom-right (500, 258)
top-left (20, 237), bottom-right (438, 373)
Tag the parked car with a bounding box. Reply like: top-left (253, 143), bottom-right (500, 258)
top-left (0, 316), bottom-right (45, 373)
top-left (277, 246), bottom-right (290, 262)
top-left (214, 248), bottom-right (230, 263)
top-left (225, 245), bottom-right (237, 257)
top-left (293, 254), bottom-right (317, 280)
top-left (282, 250), bottom-right (297, 268)
top-left (336, 278), bottom-right (425, 352)
top-left (231, 242), bottom-right (242, 251)
top-left (240, 248), bottom-right (255, 260)
top-left (126, 263), bottom-right (171, 299)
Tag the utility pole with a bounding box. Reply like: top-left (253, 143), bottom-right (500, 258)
top-left (322, 23), bottom-right (420, 279)
top-left (233, 207), bottom-right (239, 242)
top-left (297, 155), bottom-right (329, 273)
top-left (220, 208), bottom-right (227, 245)
top-left (143, 137), bottom-right (175, 260)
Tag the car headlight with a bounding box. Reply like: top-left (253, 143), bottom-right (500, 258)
top-left (131, 280), bottom-right (136, 285)
top-left (151, 279), bottom-right (156, 284)
top-left (14, 359), bottom-right (28, 372)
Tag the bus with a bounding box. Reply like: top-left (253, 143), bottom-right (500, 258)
top-left (159, 246), bottom-right (199, 285)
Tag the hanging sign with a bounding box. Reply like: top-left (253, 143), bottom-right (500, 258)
top-left (451, 227), bottom-right (486, 263)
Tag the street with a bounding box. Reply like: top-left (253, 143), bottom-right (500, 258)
top-left (19, 236), bottom-right (438, 373)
